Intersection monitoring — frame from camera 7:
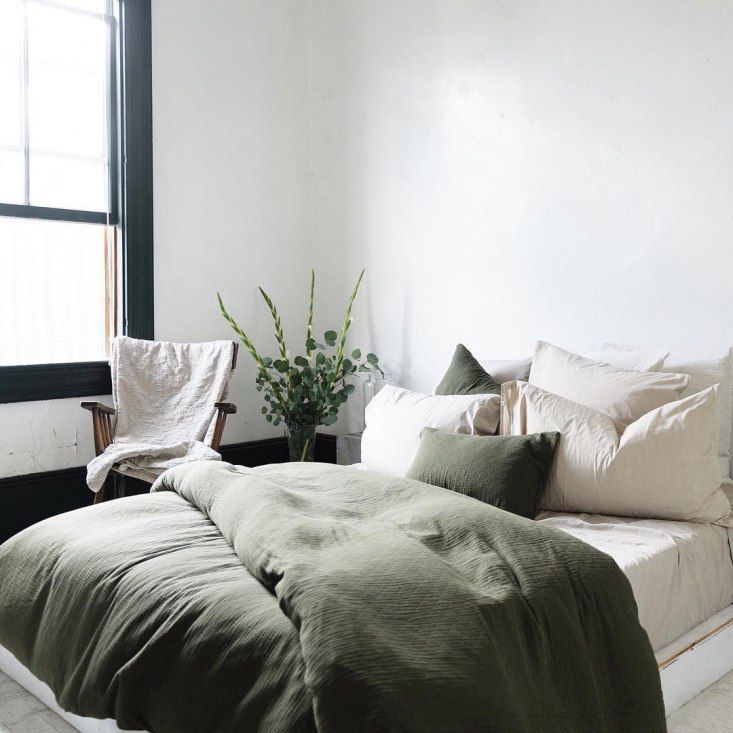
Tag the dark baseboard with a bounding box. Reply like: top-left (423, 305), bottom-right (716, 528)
top-left (220, 434), bottom-right (337, 466)
top-left (0, 434), bottom-right (337, 544)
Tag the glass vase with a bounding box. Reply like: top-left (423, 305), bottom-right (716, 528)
top-left (287, 423), bottom-right (317, 462)
top-left (362, 372), bottom-right (391, 427)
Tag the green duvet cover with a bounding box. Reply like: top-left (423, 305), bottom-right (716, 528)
top-left (0, 461), bottom-right (665, 732)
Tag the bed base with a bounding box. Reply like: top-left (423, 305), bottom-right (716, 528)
top-left (656, 604), bottom-right (733, 715)
top-left (2, 606), bottom-right (733, 731)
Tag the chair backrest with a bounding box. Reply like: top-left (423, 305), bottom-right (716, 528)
top-left (111, 336), bottom-right (237, 445)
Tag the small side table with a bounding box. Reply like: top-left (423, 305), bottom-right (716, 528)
top-left (337, 432), bottom-right (363, 466)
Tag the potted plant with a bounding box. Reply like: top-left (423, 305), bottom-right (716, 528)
top-left (218, 270), bottom-right (382, 461)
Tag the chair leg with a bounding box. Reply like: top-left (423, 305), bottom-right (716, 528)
top-left (115, 473), bottom-right (126, 499)
top-left (94, 475), bottom-right (114, 504)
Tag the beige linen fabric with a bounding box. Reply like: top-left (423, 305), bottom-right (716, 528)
top-left (529, 341), bottom-right (689, 429)
top-left (664, 351), bottom-right (733, 478)
top-left (86, 337), bottom-right (234, 492)
top-left (502, 380), bottom-right (732, 525)
top-left (539, 512), bottom-right (733, 651)
top-left (586, 342), bottom-right (669, 372)
top-left (478, 356), bottom-right (532, 384)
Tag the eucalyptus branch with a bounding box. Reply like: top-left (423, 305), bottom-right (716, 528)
top-left (218, 270), bottom-right (381, 450)
top-left (258, 287), bottom-right (288, 361)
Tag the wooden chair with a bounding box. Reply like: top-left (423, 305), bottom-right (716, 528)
top-left (82, 343), bottom-right (238, 503)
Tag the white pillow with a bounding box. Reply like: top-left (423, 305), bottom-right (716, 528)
top-left (501, 381), bottom-right (732, 525)
top-left (361, 385), bottom-right (500, 477)
top-left (586, 342), bottom-right (669, 372)
top-left (664, 351), bottom-right (733, 479)
top-left (478, 356), bottom-right (532, 384)
top-left (481, 345), bottom-right (666, 387)
top-left (529, 341), bottom-right (690, 429)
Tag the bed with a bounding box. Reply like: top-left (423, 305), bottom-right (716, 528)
top-left (0, 461), bottom-right (666, 732)
top-left (538, 511), bottom-right (733, 652)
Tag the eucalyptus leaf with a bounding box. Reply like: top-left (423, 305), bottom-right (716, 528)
top-left (218, 271), bottom-right (381, 437)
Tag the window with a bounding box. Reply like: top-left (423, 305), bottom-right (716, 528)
top-left (0, 0), bottom-right (152, 402)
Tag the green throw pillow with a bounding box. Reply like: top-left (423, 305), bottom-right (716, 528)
top-left (435, 344), bottom-right (501, 395)
top-left (406, 428), bottom-right (560, 519)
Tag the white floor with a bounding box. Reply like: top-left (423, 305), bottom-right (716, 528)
top-left (0, 670), bottom-right (74, 733)
top-left (1, 667), bottom-right (732, 732)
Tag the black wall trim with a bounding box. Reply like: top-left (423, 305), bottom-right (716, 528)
top-left (0, 466), bottom-right (90, 545)
top-left (0, 362), bottom-right (113, 404)
top-left (220, 434), bottom-right (337, 466)
top-left (0, 435), bottom-right (337, 543)
top-left (120, 0), bottom-right (154, 340)
top-left (0, 203), bottom-right (112, 225)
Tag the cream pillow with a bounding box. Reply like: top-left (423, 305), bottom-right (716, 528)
top-left (664, 351), bottom-right (733, 479)
top-left (586, 342), bottom-right (669, 372)
top-left (478, 356), bottom-right (532, 384)
top-left (501, 381), bottom-right (732, 525)
top-left (361, 385), bottom-right (500, 477)
top-left (529, 341), bottom-right (690, 429)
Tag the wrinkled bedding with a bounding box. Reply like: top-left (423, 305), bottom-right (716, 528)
top-left (0, 462), bottom-right (665, 732)
top-left (538, 511), bottom-right (733, 650)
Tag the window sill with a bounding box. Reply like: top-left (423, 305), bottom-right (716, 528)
top-left (0, 362), bottom-right (112, 404)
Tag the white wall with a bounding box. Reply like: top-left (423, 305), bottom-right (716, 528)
top-left (4, 0), bottom-right (733, 476)
top-left (0, 0), bottom-right (313, 477)
top-left (152, 0), bottom-right (314, 445)
top-left (308, 0), bottom-right (733, 396)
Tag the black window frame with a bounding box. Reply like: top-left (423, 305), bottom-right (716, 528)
top-left (0, 0), bottom-right (153, 404)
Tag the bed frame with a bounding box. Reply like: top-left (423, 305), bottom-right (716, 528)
top-left (656, 604), bottom-right (733, 715)
top-left (2, 604), bottom-right (732, 730)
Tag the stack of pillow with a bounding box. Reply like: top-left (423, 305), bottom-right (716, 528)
top-left (361, 340), bottom-right (733, 526)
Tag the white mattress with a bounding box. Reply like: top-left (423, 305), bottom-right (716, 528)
top-left (538, 511), bottom-right (733, 650)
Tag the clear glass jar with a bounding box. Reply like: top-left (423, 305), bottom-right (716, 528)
top-left (363, 372), bottom-right (391, 427)
top-left (287, 423), bottom-right (317, 462)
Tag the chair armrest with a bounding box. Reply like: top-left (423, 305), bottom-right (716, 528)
top-left (81, 402), bottom-right (116, 456)
top-left (210, 403), bottom-right (237, 451)
top-left (214, 402), bottom-right (237, 414)
top-left (81, 401), bottom-right (116, 415)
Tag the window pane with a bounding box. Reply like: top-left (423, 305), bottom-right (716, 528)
top-left (0, 218), bottom-right (109, 366)
top-left (0, 63), bottom-right (22, 150)
top-left (29, 154), bottom-right (107, 211)
top-left (27, 3), bottom-right (107, 70)
top-left (0, 150), bottom-right (24, 204)
top-left (29, 64), bottom-right (106, 158)
top-left (0, 1), bottom-right (22, 151)
top-left (0, 1), bottom-right (22, 55)
top-left (51, 0), bottom-right (109, 13)
top-left (27, 2), bottom-right (109, 211)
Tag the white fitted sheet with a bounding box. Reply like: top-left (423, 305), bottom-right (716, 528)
top-left (350, 462), bottom-right (733, 650)
top-left (538, 511), bottom-right (733, 650)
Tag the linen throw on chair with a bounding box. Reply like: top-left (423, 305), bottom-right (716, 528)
top-left (86, 336), bottom-right (235, 492)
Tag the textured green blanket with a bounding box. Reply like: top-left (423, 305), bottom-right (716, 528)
top-left (0, 462), bottom-right (665, 732)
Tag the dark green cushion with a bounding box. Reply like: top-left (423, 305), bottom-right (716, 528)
top-left (435, 344), bottom-right (500, 395)
top-left (406, 428), bottom-right (560, 518)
